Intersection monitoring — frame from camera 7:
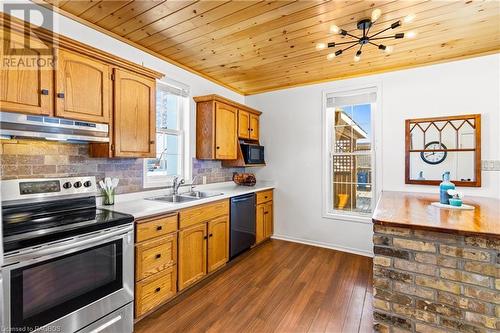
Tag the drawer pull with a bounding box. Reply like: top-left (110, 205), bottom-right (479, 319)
top-left (155, 287), bottom-right (161, 293)
top-left (41, 89), bottom-right (49, 95)
top-left (57, 92), bottom-right (65, 98)
top-left (264, 196), bottom-right (268, 199)
top-left (156, 226), bottom-right (162, 231)
top-left (264, 212), bottom-right (269, 215)
top-left (155, 253), bottom-right (162, 259)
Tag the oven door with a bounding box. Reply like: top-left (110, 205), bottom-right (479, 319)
top-left (2, 224), bottom-right (134, 333)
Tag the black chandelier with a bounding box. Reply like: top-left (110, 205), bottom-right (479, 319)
top-left (316, 9), bottom-right (416, 62)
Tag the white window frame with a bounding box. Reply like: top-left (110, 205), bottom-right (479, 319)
top-left (143, 79), bottom-right (191, 188)
top-left (321, 83), bottom-right (383, 224)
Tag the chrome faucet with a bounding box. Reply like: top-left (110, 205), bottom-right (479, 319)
top-left (189, 175), bottom-right (200, 193)
top-left (172, 176), bottom-right (185, 195)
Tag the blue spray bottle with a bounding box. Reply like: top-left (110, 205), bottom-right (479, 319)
top-left (439, 171), bottom-right (455, 205)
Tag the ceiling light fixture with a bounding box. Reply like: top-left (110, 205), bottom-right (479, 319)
top-left (317, 9), bottom-right (416, 62)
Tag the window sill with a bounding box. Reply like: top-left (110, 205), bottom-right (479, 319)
top-left (322, 211), bottom-right (373, 225)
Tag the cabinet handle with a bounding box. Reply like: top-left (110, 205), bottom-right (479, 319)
top-left (204, 236), bottom-right (208, 240)
top-left (216, 146), bottom-right (220, 150)
top-left (264, 212), bottom-right (269, 215)
top-left (209, 233), bottom-right (213, 237)
top-left (57, 93), bottom-right (64, 98)
top-left (150, 140), bottom-right (155, 144)
top-left (155, 253), bottom-right (162, 259)
top-left (251, 129), bottom-right (254, 132)
top-left (156, 226), bottom-right (162, 231)
top-left (41, 89), bottom-right (49, 95)
top-left (155, 287), bottom-right (161, 293)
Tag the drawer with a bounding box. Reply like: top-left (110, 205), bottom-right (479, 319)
top-left (136, 214), bottom-right (177, 242)
top-left (179, 199), bottom-right (229, 229)
top-left (136, 234), bottom-right (177, 281)
top-left (135, 265), bottom-right (177, 318)
top-left (256, 190), bottom-right (273, 204)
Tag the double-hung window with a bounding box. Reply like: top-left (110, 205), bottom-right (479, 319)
top-left (323, 88), bottom-right (378, 221)
top-left (143, 80), bottom-right (190, 188)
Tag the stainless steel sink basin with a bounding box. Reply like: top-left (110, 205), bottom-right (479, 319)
top-left (181, 191), bottom-right (224, 199)
top-left (145, 195), bottom-right (199, 203)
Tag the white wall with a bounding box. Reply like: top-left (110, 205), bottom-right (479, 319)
top-left (246, 54), bottom-right (500, 256)
top-left (2, 2), bottom-right (245, 175)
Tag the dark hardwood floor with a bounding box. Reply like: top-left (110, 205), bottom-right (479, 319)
top-left (134, 239), bottom-right (373, 333)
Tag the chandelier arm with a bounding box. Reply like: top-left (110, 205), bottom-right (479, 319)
top-left (369, 26), bottom-right (393, 39)
top-left (341, 43), bottom-right (359, 53)
top-left (330, 41), bottom-right (360, 47)
top-left (344, 31), bottom-right (361, 40)
top-left (370, 36), bottom-right (398, 41)
top-left (368, 41), bottom-right (380, 47)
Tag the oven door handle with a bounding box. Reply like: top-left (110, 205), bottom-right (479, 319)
top-left (6, 225), bottom-right (133, 263)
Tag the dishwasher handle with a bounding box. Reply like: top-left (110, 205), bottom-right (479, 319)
top-left (231, 193), bottom-right (255, 203)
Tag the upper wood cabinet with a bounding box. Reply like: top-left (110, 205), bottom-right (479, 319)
top-left (54, 50), bottom-right (110, 123)
top-left (238, 110), bottom-right (250, 139)
top-left (249, 113), bottom-right (260, 140)
top-left (0, 31), bottom-right (52, 115)
top-left (195, 94), bottom-right (262, 160)
top-left (113, 68), bottom-right (156, 158)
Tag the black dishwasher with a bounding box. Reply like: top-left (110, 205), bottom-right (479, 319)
top-left (230, 193), bottom-right (256, 259)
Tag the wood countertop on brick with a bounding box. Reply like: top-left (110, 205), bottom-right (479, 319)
top-left (372, 191), bottom-right (500, 237)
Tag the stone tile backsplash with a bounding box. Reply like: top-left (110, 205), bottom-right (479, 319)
top-left (0, 139), bottom-right (244, 194)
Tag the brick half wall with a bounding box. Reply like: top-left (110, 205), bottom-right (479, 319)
top-left (373, 224), bottom-right (500, 333)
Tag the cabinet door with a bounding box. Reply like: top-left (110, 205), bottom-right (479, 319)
top-left (249, 113), bottom-right (259, 140)
top-left (238, 110), bottom-right (250, 139)
top-left (208, 215), bottom-right (229, 272)
top-left (264, 201), bottom-right (273, 239)
top-left (255, 203), bottom-right (265, 244)
top-left (0, 31), bottom-right (52, 115)
top-left (215, 102), bottom-right (237, 159)
top-left (113, 68), bottom-right (156, 158)
top-left (55, 50), bottom-right (110, 123)
top-left (178, 223), bottom-right (207, 291)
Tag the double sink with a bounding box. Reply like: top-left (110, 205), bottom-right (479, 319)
top-left (146, 190), bottom-right (223, 203)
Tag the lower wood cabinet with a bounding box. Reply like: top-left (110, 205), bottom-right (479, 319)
top-left (178, 223), bottom-right (207, 290)
top-left (256, 190), bottom-right (273, 244)
top-left (135, 213), bottom-right (178, 319)
top-left (135, 265), bottom-right (177, 317)
top-left (178, 200), bottom-right (229, 291)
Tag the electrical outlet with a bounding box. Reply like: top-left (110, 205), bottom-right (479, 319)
top-left (202, 176), bottom-right (207, 184)
top-left (481, 160), bottom-right (500, 171)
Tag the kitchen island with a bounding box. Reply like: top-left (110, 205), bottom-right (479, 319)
top-left (372, 191), bottom-right (499, 333)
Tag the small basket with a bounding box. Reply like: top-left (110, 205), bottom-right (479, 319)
top-left (233, 172), bottom-right (256, 186)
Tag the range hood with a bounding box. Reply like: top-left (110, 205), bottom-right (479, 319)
top-left (0, 112), bottom-right (109, 142)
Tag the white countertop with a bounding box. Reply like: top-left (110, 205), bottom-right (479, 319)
top-left (98, 181), bottom-right (275, 219)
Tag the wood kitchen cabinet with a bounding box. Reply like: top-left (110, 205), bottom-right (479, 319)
top-left (195, 94), bottom-right (262, 160)
top-left (256, 190), bottom-right (273, 244)
top-left (249, 113), bottom-right (260, 140)
top-left (89, 68), bottom-right (156, 158)
top-left (178, 200), bottom-right (229, 291)
top-left (135, 213), bottom-right (178, 319)
top-left (55, 49), bottom-right (110, 123)
top-left (178, 223), bottom-right (207, 290)
top-left (0, 31), bottom-right (53, 115)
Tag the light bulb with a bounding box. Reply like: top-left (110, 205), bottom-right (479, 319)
top-left (371, 8), bottom-right (381, 22)
top-left (404, 14), bottom-right (416, 24)
top-left (327, 53), bottom-right (336, 60)
top-left (330, 24), bottom-right (340, 34)
top-left (385, 45), bottom-right (394, 54)
top-left (316, 42), bottom-right (327, 50)
top-left (406, 31), bottom-right (417, 38)
top-left (354, 50), bottom-right (362, 62)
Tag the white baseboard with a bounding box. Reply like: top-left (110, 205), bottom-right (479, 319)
top-left (271, 234), bottom-right (374, 258)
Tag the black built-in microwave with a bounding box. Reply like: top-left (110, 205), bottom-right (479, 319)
top-left (240, 142), bottom-right (265, 165)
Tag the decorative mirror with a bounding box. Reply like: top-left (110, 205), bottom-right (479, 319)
top-left (405, 114), bottom-right (481, 187)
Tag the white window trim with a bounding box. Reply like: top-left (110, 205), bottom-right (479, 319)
top-left (321, 83), bottom-right (383, 224)
top-left (143, 79), bottom-right (191, 188)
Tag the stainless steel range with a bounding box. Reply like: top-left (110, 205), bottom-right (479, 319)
top-left (1, 177), bottom-right (134, 333)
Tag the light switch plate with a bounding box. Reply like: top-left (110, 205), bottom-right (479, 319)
top-left (482, 160), bottom-right (500, 171)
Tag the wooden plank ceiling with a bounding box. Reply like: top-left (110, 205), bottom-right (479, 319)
top-left (43, 0), bottom-right (500, 95)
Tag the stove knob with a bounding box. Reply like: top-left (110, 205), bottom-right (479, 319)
top-left (74, 181), bottom-right (82, 188)
top-left (63, 182), bottom-right (72, 189)
top-left (83, 181), bottom-right (92, 188)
